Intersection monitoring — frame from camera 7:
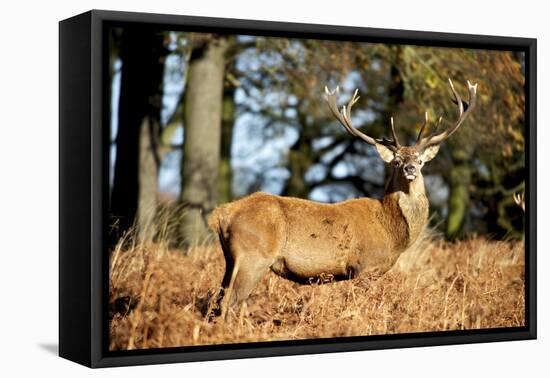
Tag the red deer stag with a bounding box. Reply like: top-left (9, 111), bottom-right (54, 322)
top-left (209, 79), bottom-right (477, 318)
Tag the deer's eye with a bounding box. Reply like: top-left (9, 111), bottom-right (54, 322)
top-left (418, 160), bottom-right (423, 165)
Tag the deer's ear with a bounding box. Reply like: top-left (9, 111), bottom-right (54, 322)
top-left (421, 145), bottom-right (440, 162)
top-left (375, 143), bottom-right (395, 163)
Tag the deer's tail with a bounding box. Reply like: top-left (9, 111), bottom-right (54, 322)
top-left (208, 204), bottom-right (231, 239)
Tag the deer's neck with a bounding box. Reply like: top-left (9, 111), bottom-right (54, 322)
top-left (382, 170), bottom-right (429, 249)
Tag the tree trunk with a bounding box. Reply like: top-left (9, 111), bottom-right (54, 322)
top-left (283, 132), bottom-right (313, 198)
top-left (383, 48), bottom-right (405, 185)
top-left (136, 117), bottom-right (159, 242)
top-left (218, 85), bottom-right (235, 204)
top-left (180, 39), bottom-right (228, 247)
top-left (445, 149), bottom-right (472, 239)
top-left (110, 27), bottom-right (165, 243)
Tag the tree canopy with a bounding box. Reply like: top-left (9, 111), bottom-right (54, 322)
top-left (107, 28), bottom-right (526, 246)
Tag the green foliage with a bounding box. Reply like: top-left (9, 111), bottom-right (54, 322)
top-left (393, 46), bottom-right (525, 237)
top-left (110, 30), bottom-right (526, 240)
top-left (228, 38), bottom-right (526, 238)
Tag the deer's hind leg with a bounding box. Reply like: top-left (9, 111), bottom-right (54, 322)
top-left (213, 233), bottom-right (235, 317)
top-left (218, 196), bottom-right (286, 319)
top-left (220, 254), bottom-right (274, 321)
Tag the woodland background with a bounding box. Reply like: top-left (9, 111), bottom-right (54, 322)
top-left (1, 0), bottom-right (545, 375)
top-left (101, 20), bottom-right (528, 350)
top-left (107, 25), bottom-right (526, 248)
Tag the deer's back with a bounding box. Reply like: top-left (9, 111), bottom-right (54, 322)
top-left (277, 196), bottom-right (394, 277)
top-left (212, 192), bottom-right (398, 279)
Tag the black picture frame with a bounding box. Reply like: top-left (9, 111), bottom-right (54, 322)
top-left (59, 9), bottom-right (537, 368)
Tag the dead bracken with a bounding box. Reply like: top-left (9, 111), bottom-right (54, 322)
top-left (109, 231), bottom-right (524, 351)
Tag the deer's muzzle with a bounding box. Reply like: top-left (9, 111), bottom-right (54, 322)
top-left (404, 165), bottom-right (417, 181)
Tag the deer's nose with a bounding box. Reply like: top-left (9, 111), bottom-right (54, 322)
top-left (404, 165), bottom-right (416, 175)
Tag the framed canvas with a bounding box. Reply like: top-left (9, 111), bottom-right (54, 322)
top-left (59, 10), bottom-right (537, 368)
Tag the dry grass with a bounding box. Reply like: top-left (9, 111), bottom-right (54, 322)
top-left (109, 230), bottom-right (524, 351)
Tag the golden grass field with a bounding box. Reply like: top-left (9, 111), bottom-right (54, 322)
top-left (109, 229), bottom-right (525, 351)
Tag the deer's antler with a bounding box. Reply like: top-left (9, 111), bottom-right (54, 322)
top-left (514, 191), bottom-right (525, 212)
top-left (324, 86), bottom-right (400, 151)
top-left (416, 79), bottom-right (477, 150)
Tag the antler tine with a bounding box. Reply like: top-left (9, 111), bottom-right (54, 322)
top-left (416, 111), bottom-right (429, 143)
top-left (389, 117), bottom-right (401, 147)
top-left (416, 79), bottom-right (477, 149)
top-left (514, 191), bottom-right (525, 212)
top-left (342, 89), bottom-right (360, 128)
top-left (324, 86), bottom-right (379, 146)
top-left (449, 78), bottom-right (464, 117)
top-left (435, 115), bottom-right (443, 130)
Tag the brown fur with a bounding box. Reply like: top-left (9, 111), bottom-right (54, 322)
top-left (208, 149), bottom-right (430, 318)
top-left (202, 80), bottom-right (477, 319)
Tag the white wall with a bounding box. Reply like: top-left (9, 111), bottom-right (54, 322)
top-left (0, 0), bottom-right (546, 376)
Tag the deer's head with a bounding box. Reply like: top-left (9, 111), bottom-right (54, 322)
top-left (325, 79), bottom-right (477, 183)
